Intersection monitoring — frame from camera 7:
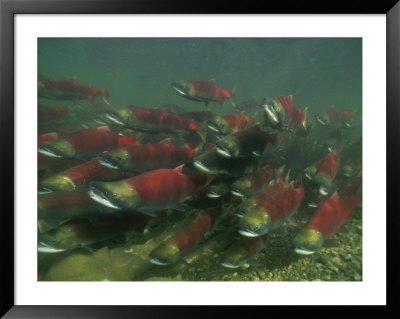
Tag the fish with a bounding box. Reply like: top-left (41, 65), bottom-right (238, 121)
top-left (304, 150), bottom-right (340, 196)
top-left (292, 192), bottom-right (360, 255)
top-left (206, 113), bottom-right (253, 135)
top-left (215, 125), bottom-right (278, 158)
top-left (316, 105), bottom-right (354, 128)
top-left (38, 211), bottom-right (157, 253)
top-left (238, 182), bottom-right (304, 237)
top-left (39, 157), bottom-right (134, 193)
top-left (149, 208), bottom-right (220, 265)
top-left (205, 178), bottom-right (236, 199)
top-left (193, 149), bottom-right (264, 177)
top-left (38, 126), bottom-right (137, 159)
top-left (38, 132), bottom-right (60, 143)
top-left (38, 75), bottom-right (109, 104)
top-left (262, 95), bottom-right (308, 133)
top-left (221, 235), bottom-right (269, 268)
top-left (230, 167), bottom-right (280, 197)
top-left (97, 139), bottom-right (198, 172)
top-left (172, 79), bottom-right (234, 106)
top-left (105, 106), bottom-right (200, 133)
top-left (88, 166), bottom-right (195, 216)
top-left (38, 188), bottom-right (119, 228)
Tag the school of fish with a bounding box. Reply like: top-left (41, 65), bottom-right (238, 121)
top-left (38, 76), bottom-right (362, 272)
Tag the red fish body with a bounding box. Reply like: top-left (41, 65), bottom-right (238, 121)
top-left (324, 105), bottom-right (353, 124)
top-left (38, 126), bottom-right (137, 159)
top-left (172, 79), bottom-right (233, 106)
top-left (293, 192), bottom-right (360, 255)
top-left (149, 208), bottom-right (220, 265)
top-left (275, 95), bottom-right (306, 130)
top-left (98, 141), bottom-right (198, 172)
top-left (38, 76), bottom-right (108, 103)
top-left (38, 132), bottom-right (59, 143)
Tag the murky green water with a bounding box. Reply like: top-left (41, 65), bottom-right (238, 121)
top-left (38, 38), bottom-right (362, 281)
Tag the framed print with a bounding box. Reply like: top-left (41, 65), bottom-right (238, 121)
top-left (1, 0), bottom-right (398, 317)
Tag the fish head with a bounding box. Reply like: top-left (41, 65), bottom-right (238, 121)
top-left (88, 180), bottom-right (140, 210)
top-left (149, 242), bottom-right (181, 266)
top-left (205, 182), bottom-right (229, 198)
top-left (98, 149), bottom-right (134, 171)
top-left (304, 166), bottom-right (318, 180)
top-left (235, 199), bottom-right (258, 217)
top-left (262, 99), bottom-right (285, 128)
top-left (193, 152), bottom-right (219, 175)
top-left (106, 108), bottom-right (137, 128)
top-left (216, 136), bottom-right (240, 158)
top-left (38, 140), bottom-right (76, 158)
top-left (238, 207), bottom-right (272, 237)
top-left (292, 229), bottom-right (323, 255)
top-left (316, 114), bottom-right (330, 126)
top-left (220, 244), bottom-right (248, 268)
top-left (342, 164), bottom-right (356, 178)
top-left (172, 80), bottom-right (195, 98)
top-left (314, 173), bottom-right (333, 196)
top-left (230, 178), bottom-right (253, 197)
top-left (38, 227), bottom-right (81, 253)
top-left (206, 116), bottom-right (230, 135)
top-left (39, 175), bottom-right (76, 193)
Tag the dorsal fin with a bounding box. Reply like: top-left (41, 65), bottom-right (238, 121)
top-left (173, 164), bottom-right (184, 174)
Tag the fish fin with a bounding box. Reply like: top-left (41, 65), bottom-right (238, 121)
top-left (323, 239), bottom-right (339, 248)
top-left (136, 208), bottom-right (159, 217)
top-left (173, 164), bottom-right (184, 174)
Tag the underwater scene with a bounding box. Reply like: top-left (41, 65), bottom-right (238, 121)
top-left (38, 38), bottom-right (362, 281)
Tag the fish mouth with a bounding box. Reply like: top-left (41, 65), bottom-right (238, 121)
top-left (88, 188), bottom-right (122, 210)
top-left (207, 122), bottom-right (221, 133)
top-left (319, 186), bottom-right (329, 196)
top-left (206, 191), bottom-right (222, 198)
top-left (293, 247), bottom-right (316, 255)
top-left (148, 257), bottom-right (171, 266)
top-left (171, 82), bottom-right (188, 97)
top-left (97, 158), bottom-right (120, 170)
top-left (231, 190), bottom-right (245, 197)
top-left (105, 112), bottom-right (124, 125)
top-left (38, 241), bottom-right (66, 254)
top-left (38, 146), bottom-right (63, 158)
top-left (38, 187), bottom-right (53, 195)
top-left (220, 262), bottom-right (240, 269)
top-left (238, 229), bottom-right (259, 237)
top-left (193, 160), bottom-right (213, 174)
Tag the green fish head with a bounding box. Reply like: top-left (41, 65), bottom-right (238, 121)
top-left (206, 116), bottom-right (230, 135)
top-left (316, 114), bottom-right (330, 126)
top-left (216, 136), bottom-right (240, 158)
top-left (238, 207), bottom-right (272, 237)
top-left (235, 199), bottom-right (258, 218)
top-left (38, 227), bottom-right (81, 253)
top-left (193, 152), bottom-right (219, 175)
top-left (262, 99), bottom-right (284, 128)
top-left (39, 175), bottom-right (76, 193)
top-left (149, 242), bottom-right (181, 266)
top-left (172, 80), bottom-right (196, 98)
top-left (314, 173), bottom-right (333, 196)
top-left (206, 182), bottom-right (229, 198)
top-left (88, 180), bottom-right (140, 210)
top-left (220, 244), bottom-right (249, 269)
top-left (38, 140), bottom-right (76, 158)
top-left (304, 166), bottom-right (318, 180)
top-left (342, 164), bottom-right (355, 178)
top-left (106, 108), bottom-right (137, 128)
top-left (98, 149), bottom-right (134, 171)
top-left (292, 229), bottom-right (324, 255)
top-left (231, 178), bottom-right (253, 197)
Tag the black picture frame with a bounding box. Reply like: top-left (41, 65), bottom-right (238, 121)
top-left (1, 0), bottom-right (398, 317)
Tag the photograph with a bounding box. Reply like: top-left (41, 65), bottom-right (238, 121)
top-left (37, 37), bottom-right (363, 282)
